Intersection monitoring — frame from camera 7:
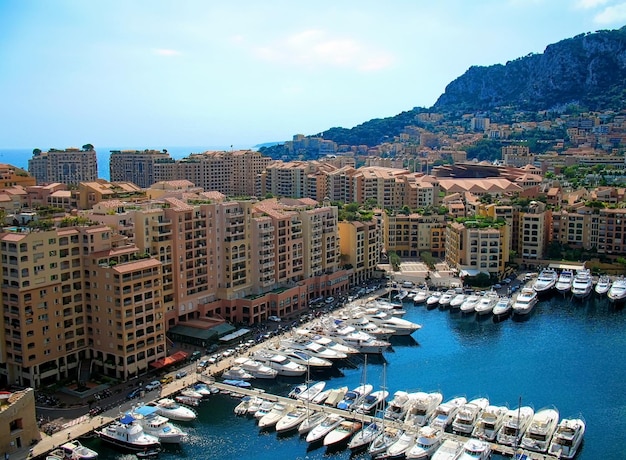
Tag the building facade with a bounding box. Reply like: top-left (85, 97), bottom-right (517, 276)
top-left (28, 148), bottom-right (98, 185)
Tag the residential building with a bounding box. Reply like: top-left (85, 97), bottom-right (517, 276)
top-left (383, 212), bottom-right (447, 258)
top-left (338, 218), bottom-right (381, 285)
top-left (77, 180), bottom-right (146, 209)
top-left (28, 147), bottom-right (98, 185)
top-left (109, 149), bottom-right (173, 188)
top-left (0, 389), bottom-right (39, 453)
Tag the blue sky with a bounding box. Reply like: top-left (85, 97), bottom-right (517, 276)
top-left (2, 0), bottom-right (626, 150)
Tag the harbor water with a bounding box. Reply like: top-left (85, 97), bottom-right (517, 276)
top-left (82, 293), bottom-right (626, 460)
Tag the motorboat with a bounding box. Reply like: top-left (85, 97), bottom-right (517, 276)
top-left (323, 386), bottom-right (349, 407)
top-left (429, 396), bottom-right (467, 431)
top-left (131, 405), bottom-right (188, 444)
top-left (179, 387), bottom-right (203, 400)
top-left (311, 388), bottom-right (331, 405)
top-left (368, 426), bottom-right (403, 459)
top-left (547, 417), bottom-right (586, 459)
top-left (459, 294), bottom-right (480, 314)
top-left (532, 268), bottom-right (558, 295)
top-left (512, 288), bottom-right (538, 316)
top-left (328, 325), bottom-right (391, 353)
top-left (457, 438), bottom-right (491, 460)
top-left (337, 383), bottom-right (373, 410)
top-left (59, 440), bottom-right (99, 460)
top-left (405, 425), bottom-right (444, 459)
top-left (232, 357), bottom-right (278, 379)
top-left (471, 404), bottom-right (509, 441)
top-left (258, 402), bottom-right (291, 430)
top-left (355, 389), bottom-right (389, 414)
top-left (474, 291), bottom-right (499, 316)
top-left (365, 311), bottom-right (421, 336)
top-left (323, 420), bottom-right (362, 447)
top-left (305, 413), bottom-right (345, 444)
top-left (221, 366), bottom-right (254, 381)
top-left (174, 395), bottom-right (200, 407)
top-left (520, 407), bottom-right (560, 453)
top-left (496, 406), bottom-right (535, 446)
top-left (608, 277), bottom-right (626, 303)
top-left (95, 414), bottom-right (161, 452)
top-left (430, 438), bottom-right (464, 460)
top-left (449, 293), bottom-right (467, 309)
top-left (412, 288), bottom-right (429, 305)
top-left (384, 390), bottom-right (419, 422)
top-left (405, 391), bottom-right (444, 428)
top-left (46, 449), bottom-right (66, 460)
top-left (394, 289), bottom-right (409, 301)
top-left (253, 399), bottom-right (275, 419)
top-left (280, 337), bottom-right (347, 360)
top-left (571, 269), bottom-right (593, 298)
top-left (275, 406), bottom-right (308, 433)
top-left (294, 381), bottom-right (326, 402)
top-left (244, 395), bottom-right (266, 416)
top-left (451, 397), bottom-right (490, 435)
top-left (249, 350), bottom-right (307, 377)
top-left (426, 291), bottom-right (443, 308)
top-left (192, 383), bottom-right (212, 398)
top-left (385, 429), bottom-right (419, 459)
top-left (297, 410), bottom-right (327, 435)
top-left (555, 269), bottom-right (574, 294)
top-left (148, 398), bottom-right (197, 422)
top-left (595, 275), bottom-right (611, 296)
top-left (234, 395), bottom-right (256, 416)
top-left (269, 347), bottom-right (334, 369)
top-left (222, 379), bottom-right (251, 388)
top-left (308, 334), bottom-right (359, 355)
top-left (492, 296), bottom-right (512, 319)
top-left (438, 289), bottom-right (456, 308)
top-left (348, 422), bottom-right (383, 452)
top-left (338, 315), bottom-right (395, 340)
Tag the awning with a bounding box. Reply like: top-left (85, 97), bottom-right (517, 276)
top-left (459, 269), bottom-right (486, 277)
top-left (167, 323), bottom-right (236, 341)
top-left (219, 328), bottom-right (251, 343)
top-left (149, 350), bottom-right (189, 369)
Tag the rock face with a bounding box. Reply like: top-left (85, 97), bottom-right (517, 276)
top-left (433, 27), bottom-right (626, 112)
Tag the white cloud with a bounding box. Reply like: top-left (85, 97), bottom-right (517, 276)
top-left (248, 29), bottom-right (394, 72)
top-left (153, 49), bottom-right (181, 57)
top-left (594, 2), bottom-right (626, 23)
top-left (574, 0), bottom-right (610, 9)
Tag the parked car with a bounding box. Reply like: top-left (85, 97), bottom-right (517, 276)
top-left (268, 315), bottom-right (282, 322)
top-left (325, 297), bottom-right (335, 304)
top-left (127, 388), bottom-right (142, 400)
top-left (190, 351), bottom-right (202, 361)
top-left (160, 375), bottom-right (173, 385)
top-left (145, 380), bottom-right (161, 391)
top-left (175, 370), bottom-right (188, 379)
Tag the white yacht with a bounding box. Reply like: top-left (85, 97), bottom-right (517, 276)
top-left (323, 420), bottom-right (362, 448)
top-left (547, 417), bottom-right (586, 459)
top-left (221, 366), bottom-right (254, 381)
top-left (366, 311), bottom-right (422, 336)
top-left (232, 357), bottom-right (278, 379)
top-left (297, 410), bottom-right (327, 435)
top-left (457, 438), bottom-right (491, 460)
top-left (280, 337), bottom-right (347, 360)
top-left (492, 296), bottom-right (512, 319)
top-left (95, 414), bottom-right (161, 452)
top-left (512, 287), bottom-right (538, 316)
top-left (258, 402), bottom-right (291, 429)
top-left (471, 404), bottom-right (509, 441)
top-left (429, 396), bottom-right (467, 431)
top-left (131, 405), bottom-right (188, 444)
top-left (293, 381), bottom-right (326, 402)
top-left (253, 399), bottom-right (275, 419)
top-left (337, 383), bottom-right (373, 411)
top-left (452, 397), bottom-right (490, 435)
top-left (275, 406), bottom-right (308, 433)
top-left (306, 413), bottom-right (345, 444)
top-left (368, 426), bottom-right (402, 458)
top-left (426, 291), bottom-right (443, 307)
top-left (532, 268), bottom-right (558, 294)
top-left (323, 386), bottom-right (349, 407)
top-left (571, 269), bottom-right (593, 298)
top-left (520, 407), bottom-right (560, 453)
top-left (404, 391), bottom-right (444, 428)
top-left (384, 390), bottom-right (419, 422)
top-left (348, 422), bottom-right (383, 452)
top-left (339, 315), bottom-right (395, 340)
top-left (555, 269), bottom-right (574, 294)
top-left (496, 406), bottom-right (535, 447)
top-left (412, 288), bottom-right (429, 305)
top-left (438, 289), bottom-right (456, 308)
top-left (355, 389), bottom-right (389, 414)
top-left (608, 277), bottom-right (626, 303)
top-left (269, 347), bottom-right (333, 369)
top-left (474, 291), bottom-right (499, 316)
top-left (148, 398), bottom-right (197, 422)
top-left (59, 441), bottom-right (99, 460)
top-left (430, 438), bottom-right (464, 460)
top-left (595, 275), bottom-right (611, 296)
top-left (405, 425), bottom-right (444, 459)
top-left (249, 350), bottom-right (307, 376)
top-left (308, 334), bottom-right (360, 355)
top-left (449, 293), bottom-right (467, 309)
top-left (385, 429), bottom-right (419, 459)
top-left (459, 294), bottom-right (480, 314)
top-left (327, 324), bottom-right (391, 354)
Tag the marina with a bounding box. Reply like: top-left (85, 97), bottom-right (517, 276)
top-left (30, 281), bottom-right (626, 460)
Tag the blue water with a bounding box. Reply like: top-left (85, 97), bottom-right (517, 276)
top-left (81, 294), bottom-right (626, 459)
top-left (0, 146), bottom-right (247, 182)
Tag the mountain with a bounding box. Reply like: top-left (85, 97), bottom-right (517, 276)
top-left (434, 26), bottom-right (626, 112)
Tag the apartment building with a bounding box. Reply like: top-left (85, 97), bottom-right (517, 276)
top-left (0, 224), bottom-right (166, 387)
top-left (0, 164), bottom-right (36, 189)
top-left (383, 213), bottom-right (447, 259)
top-left (445, 220), bottom-right (510, 278)
top-left (77, 180), bottom-right (146, 209)
top-left (109, 149), bottom-right (173, 188)
top-left (0, 389), bottom-right (39, 453)
top-left (517, 201), bottom-right (552, 261)
top-left (338, 218), bottom-right (381, 285)
top-left (501, 145), bottom-right (534, 167)
top-left (28, 147), bottom-right (98, 185)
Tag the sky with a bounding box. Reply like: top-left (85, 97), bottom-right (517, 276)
top-left (1, 0), bottom-right (626, 150)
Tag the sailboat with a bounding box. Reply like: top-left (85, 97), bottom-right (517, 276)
top-left (296, 362), bottom-right (326, 435)
top-left (348, 362), bottom-right (386, 452)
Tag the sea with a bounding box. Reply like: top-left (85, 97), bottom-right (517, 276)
top-left (77, 293), bottom-right (626, 460)
top-left (0, 146), bottom-right (247, 182)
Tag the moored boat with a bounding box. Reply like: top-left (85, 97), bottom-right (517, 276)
top-left (404, 391), bottom-right (443, 428)
top-left (323, 420), bottom-right (362, 447)
top-left (532, 268), bottom-right (558, 295)
top-left (547, 417), bottom-right (585, 459)
top-left (512, 288), bottom-right (538, 316)
top-left (457, 438), bottom-right (491, 460)
top-left (405, 425), bottom-right (444, 459)
top-left (430, 438), bottom-right (464, 460)
top-left (59, 440), bottom-right (99, 460)
top-left (451, 397), bottom-right (490, 435)
top-left (275, 406), bottom-right (308, 433)
top-left (305, 413), bottom-right (345, 444)
top-left (555, 269), bottom-right (574, 294)
top-left (608, 276), bottom-right (626, 303)
top-left (595, 275), bottom-right (611, 296)
top-left (520, 407), bottom-right (560, 453)
top-left (459, 294), bottom-right (480, 315)
top-left (429, 396), bottom-right (467, 431)
top-left (95, 414), bottom-right (161, 452)
top-left (492, 296), bottom-right (512, 319)
top-left (148, 398), bottom-right (197, 422)
top-left (571, 269), bottom-right (593, 298)
top-left (474, 291), bottom-right (499, 316)
top-left (348, 422), bottom-right (383, 452)
top-left (131, 405), bottom-right (188, 444)
top-left (496, 406), bottom-right (535, 447)
top-left (471, 404), bottom-right (508, 441)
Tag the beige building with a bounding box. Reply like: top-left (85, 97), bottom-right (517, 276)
top-left (338, 218), bottom-right (382, 285)
top-left (0, 389), bottom-right (39, 454)
top-left (28, 147), bottom-right (98, 185)
top-left (517, 201), bottom-right (551, 261)
top-left (383, 212), bottom-right (447, 259)
top-left (109, 149), bottom-right (173, 188)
